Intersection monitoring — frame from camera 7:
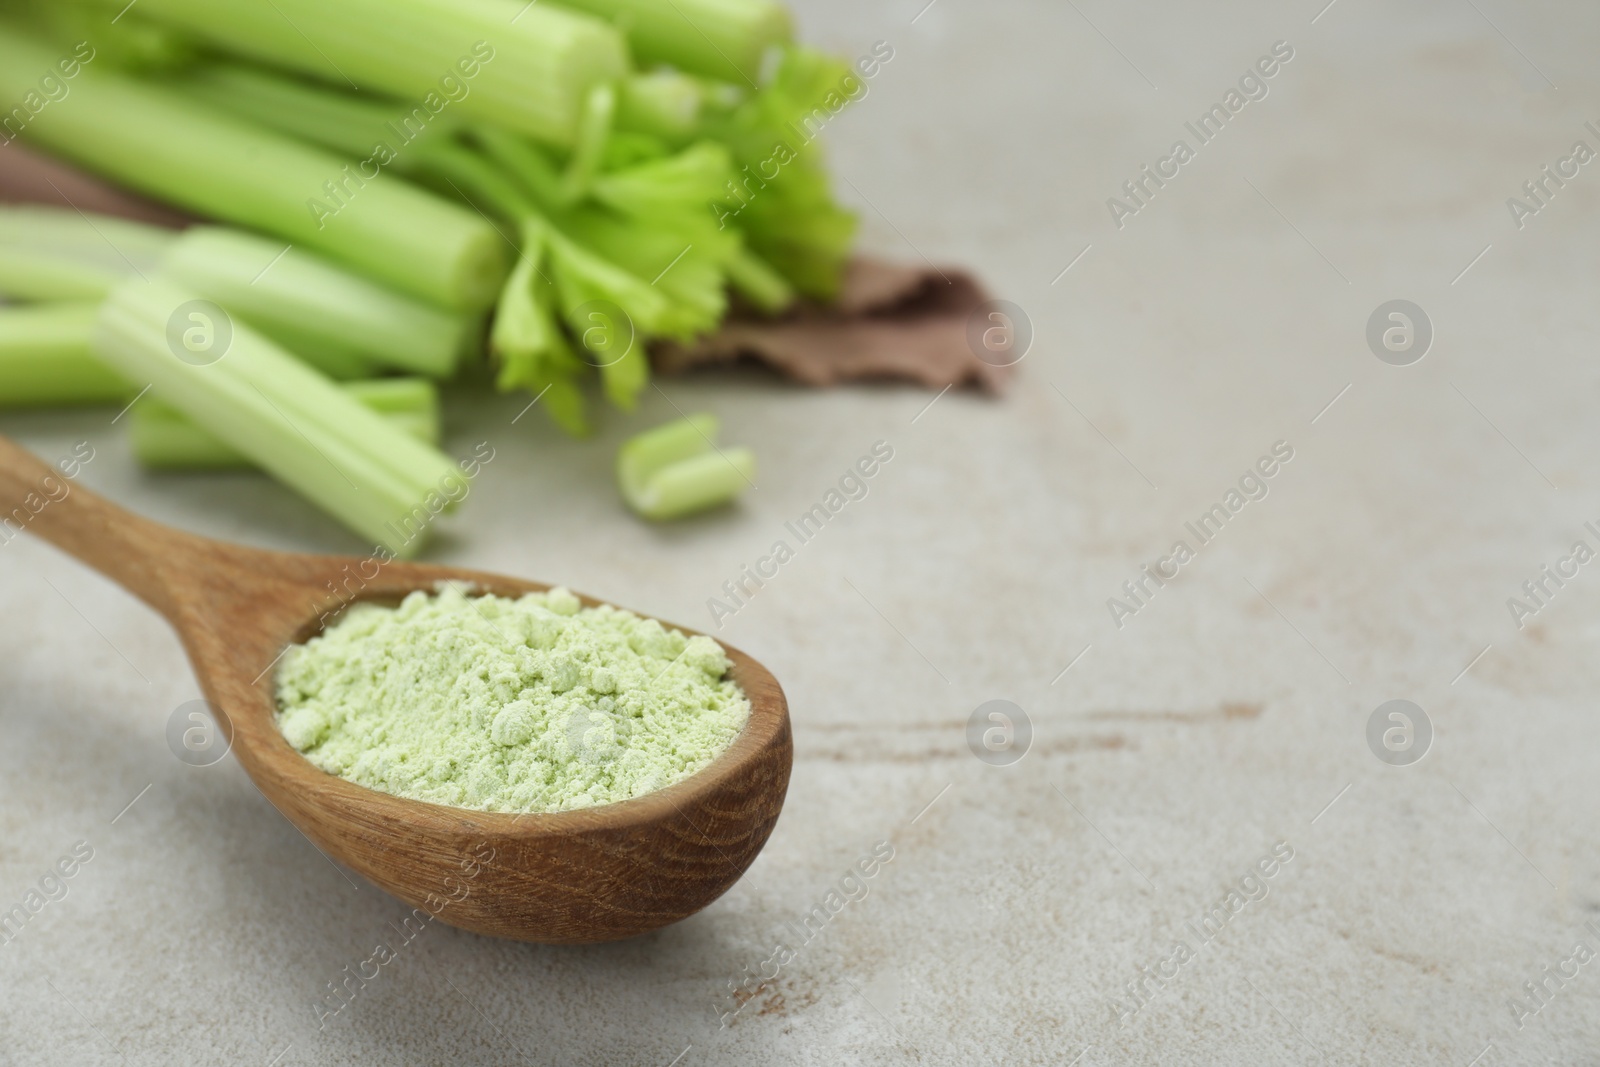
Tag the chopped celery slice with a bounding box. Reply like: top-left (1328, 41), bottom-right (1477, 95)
top-left (0, 26), bottom-right (508, 311)
top-left (131, 378), bottom-right (441, 469)
top-left (0, 303), bottom-right (130, 407)
top-left (617, 413), bottom-right (754, 520)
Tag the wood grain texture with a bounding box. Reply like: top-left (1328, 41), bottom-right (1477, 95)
top-left (0, 435), bottom-right (792, 943)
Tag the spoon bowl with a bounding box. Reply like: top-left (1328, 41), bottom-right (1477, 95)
top-left (0, 435), bottom-right (791, 943)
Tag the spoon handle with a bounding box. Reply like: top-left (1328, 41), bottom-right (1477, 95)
top-left (0, 433), bottom-right (197, 617)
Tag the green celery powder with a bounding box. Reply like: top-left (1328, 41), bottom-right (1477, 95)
top-left (274, 586), bottom-right (750, 813)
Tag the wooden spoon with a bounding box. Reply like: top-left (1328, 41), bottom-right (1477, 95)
top-left (0, 435), bottom-right (791, 943)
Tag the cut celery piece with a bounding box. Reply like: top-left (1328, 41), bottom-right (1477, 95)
top-left (94, 277), bottom-right (461, 554)
top-left (0, 303), bottom-right (130, 407)
top-left (131, 378), bottom-right (440, 469)
top-left (617, 413), bottom-right (754, 520)
top-left (0, 26), bottom-right (508, 311)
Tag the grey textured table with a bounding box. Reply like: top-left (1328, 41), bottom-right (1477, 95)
top-left (4, 1), bottom-right (1600, 1063)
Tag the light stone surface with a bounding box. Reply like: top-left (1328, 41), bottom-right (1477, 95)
top-left (3, 1), bottom-right (1600, 1063)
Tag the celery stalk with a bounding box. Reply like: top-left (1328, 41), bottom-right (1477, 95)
top-left (162, 229), bottom-right (472, 379)
top-left (94, 278), bottom-right (460, 554)
top-left (0, 26), bottom-right (508, 311)
top-left (0, 206), bottom-right (176, 267)
top-left (167, 63), bottom-right (460, 161)
top-left (559, 84), bottom-right (617, 204)
top-left (0, 207), bottom-right (476, 378)
top-left (80, 0), bottom-right (628, 148)
top-left (0, 248), bottom-right (125, 302)
top-left (0, 206), bottom-right (171, 300)
top-left (0, 303), bottom-right (129, 407)
top-left (472, 129), bottom-right (568, 212)
top-left (549, 0), bottom-right (792, 85)
top-left (131, 379), bottom-right (440, 470)
top-left (617, 72), bottom-right (705, 144)
top-left (176, 310), bottom-right (461, 503)
top-left (617, 413), bottom-right (754, 520)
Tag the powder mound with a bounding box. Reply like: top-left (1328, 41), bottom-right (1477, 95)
top-left (274, 585), bottom-right (750, 814)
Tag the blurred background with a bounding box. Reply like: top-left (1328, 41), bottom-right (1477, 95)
top-left (3, 0), bottom-right (1600, 1062)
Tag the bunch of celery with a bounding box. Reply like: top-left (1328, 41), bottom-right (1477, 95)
top-left (0, 0), bottom-right (860, 435)
top-left (0, 205), bottom-right (466, 552)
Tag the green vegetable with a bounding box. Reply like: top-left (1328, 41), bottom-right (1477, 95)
top-left (68, 0), bottom-right (629, 148)
top-left (94, 277), bottom-right (463, 554)
top-left (560, 83), bottom-right (618, 204)
top-left (131, 378), bottom-right (441, 469)
top-left (0, 246), bottom-right (128, 303)
top-left (549, 0), bottom-right (792, 86)
top-left (724, 243), bottom-right (797, 312)
top-left (161, 229), bottom-right (473, 379)
top-left (702, 46), bottom-right (859, 299)
top-left (0, 5), bottom-right (860, 440)
top-left (163, 62), bottom-right (461, 161)
top-left (0, 25), bottom-right (508, 310)
top-left (0, 206), bottom-right (172, 300)
top-left (0, 303), bottom-right (128, 407)
top-left (616, 71), bottom-right (706, 144)
top-left (617, 413), bottom-right (754, 520)
top-left (4, 0), bottom-right (197, 72)
top-left (0, 207), bottom-right (476, 379)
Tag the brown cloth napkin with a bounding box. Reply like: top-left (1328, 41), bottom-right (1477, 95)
top-left (1, 146), bottom-right (1010, 392)
top-left (652, 257), bottom-right (1013, 393)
